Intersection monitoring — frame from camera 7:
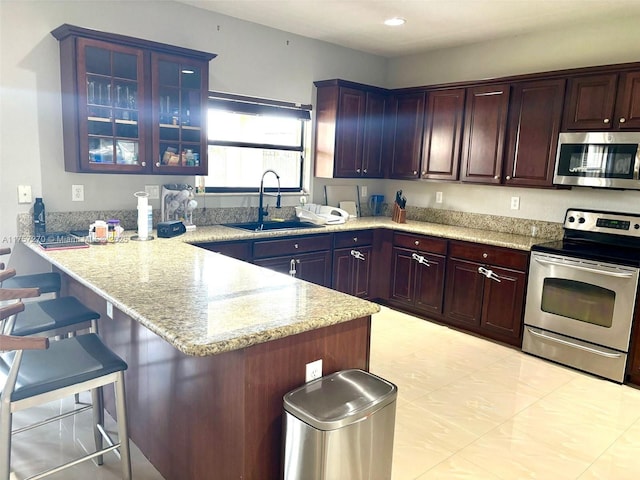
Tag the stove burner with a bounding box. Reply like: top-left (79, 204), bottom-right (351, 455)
top-left (532, 208), bottom-right (640, 267)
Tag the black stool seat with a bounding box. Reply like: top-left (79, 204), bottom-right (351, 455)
top-left (1, 333), bottom-right (127, 402)
top-left (11, 296), bottom-right (100, 337)
top-left (1, 272), bottom-right (61, 295)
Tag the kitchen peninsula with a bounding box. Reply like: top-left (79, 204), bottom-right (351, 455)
top-left (25, 235), bottom-right (379, 480)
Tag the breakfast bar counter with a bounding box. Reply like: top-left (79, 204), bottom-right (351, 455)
top-left (25, 238), bottom-right (379, 480)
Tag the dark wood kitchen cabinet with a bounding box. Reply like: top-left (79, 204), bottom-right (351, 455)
top-left (388, 91), bottom-right (426, 179)
top-left (389, 233), bottom-right (447, 316)
top-left (332, 230), bottom-right (374, 298)
top-left (253, 234), bottom-right (332, 287)
top-left (444, 241), bottom-right (527, 346)
top-left (193, 240), bottom-right (252, 262)
top-left (460, 83), bottom-right (511, 184)
top-left (563, 70), bottom-right (640, 130)
top-left (314, 80), bottom-right (387, 178)
top-left (52, 24), bottom-right (215, 174)
top-left (421, 88), bottom-right (465, 181)
top-left (503, 78), bottom-right (566, 187)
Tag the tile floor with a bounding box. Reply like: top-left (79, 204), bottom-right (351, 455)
top-left (7, 305), bottom-right (640, 479)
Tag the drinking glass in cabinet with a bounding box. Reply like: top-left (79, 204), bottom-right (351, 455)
top-left (89, 138), bottom-right (114, 163)
top-left (116, 141), bottom-right (139, 164)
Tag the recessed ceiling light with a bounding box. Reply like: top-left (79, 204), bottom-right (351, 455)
top-left (384, 17), bottom-right (406, 27)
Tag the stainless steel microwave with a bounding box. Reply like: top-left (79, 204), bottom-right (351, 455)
top-left (554, 132), bottom-right (640, 190)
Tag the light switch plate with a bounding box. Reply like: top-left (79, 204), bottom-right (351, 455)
top-left (435, 191), bottom-right (443, 204)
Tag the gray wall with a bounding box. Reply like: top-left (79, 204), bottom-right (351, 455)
top-left (0, 0), bottom-right (387, 244)
top-left (4, 0), bottom-right (640, 248)
top-left (383, 15), bottom-right (640, 224)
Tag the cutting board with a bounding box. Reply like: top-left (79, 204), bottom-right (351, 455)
top-left (324, 185), bottom-right (360, 216)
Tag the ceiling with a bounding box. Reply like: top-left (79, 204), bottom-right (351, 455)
top-left (177, 0), bottom-right (640, 57)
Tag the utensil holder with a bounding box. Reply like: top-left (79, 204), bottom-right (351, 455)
top-left (392, 203), bottom-right (406, 223)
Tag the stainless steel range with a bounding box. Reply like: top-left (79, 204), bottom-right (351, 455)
top-left (523, 209), bottom-right (640, 382)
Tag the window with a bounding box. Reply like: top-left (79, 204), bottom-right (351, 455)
top-left (203, 93), bottom-right (311, 192)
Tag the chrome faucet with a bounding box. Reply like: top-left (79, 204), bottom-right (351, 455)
top-left (258, 169), bottom-right (281, 228)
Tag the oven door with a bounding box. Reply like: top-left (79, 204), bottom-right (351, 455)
top-left (524, 252), bottom-right (639, 351)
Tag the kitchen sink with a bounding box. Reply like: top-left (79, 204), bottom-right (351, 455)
top-left (224, 221), bottom-right (324, 232)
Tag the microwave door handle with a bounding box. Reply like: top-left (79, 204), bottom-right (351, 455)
top-left (533, 256), bottom-right (635, 278)
top-left (526, 327), bottom-right (622, 359)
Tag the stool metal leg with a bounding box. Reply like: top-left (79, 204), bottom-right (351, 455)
top-left (91, 387), bottom-right (105, 466)
top-left (0, 402), bottom-right (12, 480)
top-left (115, 372), bottom-right (132, 480)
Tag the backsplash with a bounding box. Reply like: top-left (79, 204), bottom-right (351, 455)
top-left (17, 204), bottom-right (562, 239)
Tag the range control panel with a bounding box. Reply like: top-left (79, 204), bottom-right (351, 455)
top-left (564, 209), bottom-right (640, 237)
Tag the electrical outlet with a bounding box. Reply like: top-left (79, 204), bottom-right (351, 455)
top-left (305, 359), bottom-right (322, 382)
top-left (106, 301), bottom-right (113, 319)
top-left (435, 191), bottom-right (443, 204)
top-left (72, 184), bottom-right (84, 202)
top-left (17, 185), bottom-right (32, 204)
top-left (360, 186), bottom-right (368, 198)
top-left (510, 196), bottom-right (520, 210)
top-left (145, 185), bottom-right (160, 200)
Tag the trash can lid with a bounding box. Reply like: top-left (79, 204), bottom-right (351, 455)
top-left (283, 369), bottom-right (397, 431)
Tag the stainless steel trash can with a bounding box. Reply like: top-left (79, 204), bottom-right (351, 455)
top-left (282, 369), bottom-right (398, 480)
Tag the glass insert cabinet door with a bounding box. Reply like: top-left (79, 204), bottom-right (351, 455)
top-left (152, 52), bottom-right (208, 173)
top-left (78, 38), bottom-right (146, 172)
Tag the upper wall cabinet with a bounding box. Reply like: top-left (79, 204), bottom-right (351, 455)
top-left (563, 70), bottom-right (640, 130)
top-left (51, 24), bottom-right (216, 174)
top-left (503, 79), bottom-right (566, 187)
top-left (314, 80), bottom-right (388, 178)
top-left (421, 88), bottom-right (465, 181)
top-left (388, 91), bottom-right (426, 179)
top-left (460, 84), bottom-right (510, 184)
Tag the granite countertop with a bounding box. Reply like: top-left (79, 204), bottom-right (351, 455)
top-left (27, 239), bottom-right (380, 357)
top-left (181, 217), bottom-right (546, 251)
top-left (25, 217), bottom-right (546, 357)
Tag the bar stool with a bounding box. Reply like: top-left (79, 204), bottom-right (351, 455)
top-left (0, 268), bottom-right (99, 337)
top-left (0, 302), bottom-right (132, 480)
top-left (0, 248), bottom-right (61, 298)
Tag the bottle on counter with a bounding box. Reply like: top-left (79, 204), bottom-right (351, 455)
top-left (33, 197), bottom-right (46, 235)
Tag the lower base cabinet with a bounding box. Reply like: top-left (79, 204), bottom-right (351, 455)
top-left (332, 230), bottom-right (374, 298)
top-left (388, 233), bottom-right (447, 315)
top-left (443, 241), bottom-right (527, 346)
top-left (255, 251), bottom-right (332, 287)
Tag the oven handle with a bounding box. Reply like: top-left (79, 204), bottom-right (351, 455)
top-left (533, 256), bottom-right (636, 278)
top-left (526, 327), bottom-right (623, 359)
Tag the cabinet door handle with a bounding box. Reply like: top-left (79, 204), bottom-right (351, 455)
top-left (351, 250), bottom-right (366, 261)
top-left (494, 175), bottom-right (500, 180)
top-left (482, 253), bottom-right (488, 258)
top-left (413, 170), bottom-right (418, 175)
top-left (353, 237), bottom-right (358, 242)
top-left (414, 240), bottom-right (420, 246)
top-left (289, 259), bottom-right (297, 276)
top-left (363, 168), bottom-right (367, 174)
top-left (356, 168), bottom-right (361, 173)
top-left (620, 117), bottom-right (627, 123)
top-left (141, 162), bottom-right (146, 167)
top-left (604, 118), bottom-right (610, 124)
top-left (506, 175), bottom-right (511, 180)
top-left (478, 266), bottom-right (501, 282)
top-left (412, 252), bottom-right (430, 267)
top-left (294, 243), bottom-right (299, 249)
